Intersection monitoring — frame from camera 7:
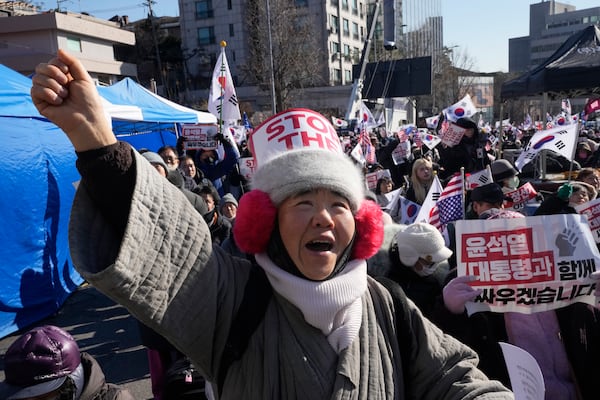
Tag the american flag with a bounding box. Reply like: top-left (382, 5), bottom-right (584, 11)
top-left (561, 99), bottom-right (571, 115)
top-left (413, 131), bottom-right (423, 148)
top-left (359, 127), bottom-right (376, 164)
top-left (429, 174), bottom-right (464, 230)
top-left (396, 129), bottom-right (408, 142)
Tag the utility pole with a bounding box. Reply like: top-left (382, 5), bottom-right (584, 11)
top-left (56, 0), bottom-right (68, 12)
top-left (145, 0), bottom-right (166, 95)
top-left (344, 0), bottom-right (381, 121)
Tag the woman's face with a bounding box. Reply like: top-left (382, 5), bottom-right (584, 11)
top-left (417, 164), bottom-right (432, 181)
top-left (278, 189), bottom-right (355, 281)
top-left (569, 189), bottom-right (589, 205)
top-left (379, 180), bottom-right (393, 194)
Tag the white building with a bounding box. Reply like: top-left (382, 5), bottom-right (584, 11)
top-left (0, 11), bottom-right (136, 84)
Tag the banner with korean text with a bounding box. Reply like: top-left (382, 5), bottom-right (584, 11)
top-left (575, 198), bottom-right (600, 243)
top-left (181, 123), bottom-right (219, 150)
top-left (455, 214), bottom-right (598, 315)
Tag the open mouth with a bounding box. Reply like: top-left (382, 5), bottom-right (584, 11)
top-left (306, 240), bottom-right (333, 252)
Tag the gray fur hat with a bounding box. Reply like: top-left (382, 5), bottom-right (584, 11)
top-left (251, 148), bottom-right (365, 212)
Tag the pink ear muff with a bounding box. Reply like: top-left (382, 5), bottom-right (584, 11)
top-left (352, 200), bottom-right (384, 260)
top-left (233, 190), bottom-right (277, 254)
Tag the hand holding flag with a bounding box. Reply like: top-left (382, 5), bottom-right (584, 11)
top-left (443, 94), bottom-right (478, 122)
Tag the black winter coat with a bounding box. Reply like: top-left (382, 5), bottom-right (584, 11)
top-left (437, 133), bottom-right (490, 181)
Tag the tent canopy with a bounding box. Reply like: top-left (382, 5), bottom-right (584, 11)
top-left (97, 78), bottom-right (217, 150)
top-left (98, 78), bottom-right (216, 125)
top-left (501, 25), bottom-right (600, 100)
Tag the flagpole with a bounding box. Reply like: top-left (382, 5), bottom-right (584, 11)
top-left (218, 41), bottom-right (226, 135)
top-left (567, 117), bottom-right (582, 182)
top-left (460, 167), bottom-right (466, 221)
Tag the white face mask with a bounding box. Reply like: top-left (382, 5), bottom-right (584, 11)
top-left (506, 176), bottom-right (519, 189)
top-left (414, 265), bottom-right (438, 277)
top-left (412, 259), bottom-right (439, 277)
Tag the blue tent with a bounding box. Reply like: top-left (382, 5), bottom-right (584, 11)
top-left (0, 64), bottom-right (43, 118)
top-left (98, 78), bottom-right (217, 151)
top-left (0, 66), bottom-right (82, 338)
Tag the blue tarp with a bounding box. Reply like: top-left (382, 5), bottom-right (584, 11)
top-left (0, 116), bottom-right (82, 338)
top-left (0, 65), bottom-right (215, 338)
top-left (0, 65), bottom-right (82, 338)
top-left (0, 64), bottom-right (43, 118)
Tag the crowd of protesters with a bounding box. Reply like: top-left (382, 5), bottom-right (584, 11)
top-left (4, 49), bottom-right (600, 400)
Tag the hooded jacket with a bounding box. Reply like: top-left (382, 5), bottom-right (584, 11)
top-left (68, 143), bottom-right (512, 400)
top-left (79, 353), bottom-right (134, 400)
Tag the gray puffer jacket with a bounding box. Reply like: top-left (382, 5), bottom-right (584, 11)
top-left (69, 151), bottom-right (513, 400)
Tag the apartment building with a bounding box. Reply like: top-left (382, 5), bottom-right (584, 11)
top-left (0, 10), bottom-right (137, 84)
top-left (509, 0), bottom-right (600, 73)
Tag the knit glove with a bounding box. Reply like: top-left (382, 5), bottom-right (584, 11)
top-left (443, 275), bottom-right (482, 314)
top-left (557, 183), bottom-right (573, 200)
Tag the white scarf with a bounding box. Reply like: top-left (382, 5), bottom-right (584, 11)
top-left (255, 253), bottom-right (367, 353)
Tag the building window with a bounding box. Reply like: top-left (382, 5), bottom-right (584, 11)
top-left (345, 69), bottom-right (352, 82)
top-left (197, 27), bottom-right (215, 45)
top-left (341, 0), bottom-right (348, 11)
top-left (67, 37), bottom-right (81, 52)
top-left (351, 0), bottom-right (358, 15)
top-left (352, 22), bottom-right (359, 40)
top-left (195, 0), bottom-right (214, 19)
top-left (227, 0), bottom-right (232, 9)
top-left (343, 19), bottom-right (349, 36)
top-left (332, 68), bottom-right (342, 84)
top-left (330, 15), bottom-right (339, 33)
top-left (331, 41), bottom-right (340, 54)
top-left (229, 23), bottom-right (235, 36)
top-left (344, 44), bottom-right (350, 57)
top-left (295, 0), bottom-right (308, 7)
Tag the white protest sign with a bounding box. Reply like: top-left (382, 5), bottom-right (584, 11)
top-left (440, 123), bottom-right (466, 147)
top-left (365, 169), bottom-right (391, 190)
top-left (455, 214), bottom-right (599, 315)
top-left (499, 342), bottom-right (545, 400)
top-left (391, 140), bottom-right (411, 165)
top-left (181, 124), bottom-right (218, 150)
top-left (249, 108), bottom-right (343, 169)
top-left (575, 198), bottom-right (600, 243)
top-left (237, 156), bottom-right (256, 181)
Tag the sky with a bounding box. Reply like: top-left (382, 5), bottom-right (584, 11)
top-left (68, 0), bottom-right (599, 73)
